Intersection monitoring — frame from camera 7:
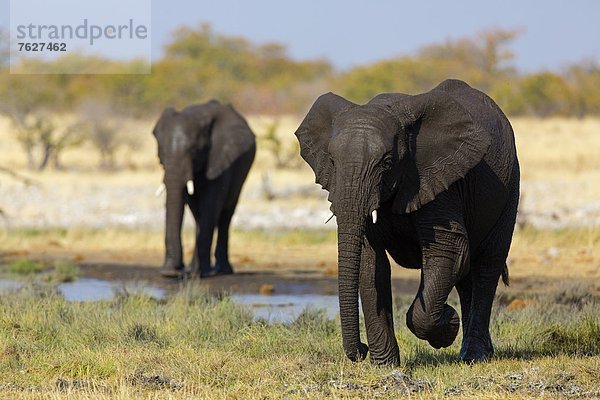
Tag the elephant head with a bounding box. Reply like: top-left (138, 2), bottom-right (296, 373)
top-left (152, 100), bottom-right (255, 272)
top-left (295, 80), bottom-right (491, 361)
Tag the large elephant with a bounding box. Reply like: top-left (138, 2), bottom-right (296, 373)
top-left (152, 100), bottom-right (255, 278)
top-left (295, 79), bottom-right (519, 365)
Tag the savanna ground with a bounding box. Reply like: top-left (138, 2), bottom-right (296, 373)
top-left (0, 116), bottom-right (599, 398)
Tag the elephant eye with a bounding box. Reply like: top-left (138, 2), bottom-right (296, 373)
top-left (381, 156), bottom-right (393, 170)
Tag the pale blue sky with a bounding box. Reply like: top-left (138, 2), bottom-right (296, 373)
top-left (2, 0), bottom-right (599, 71)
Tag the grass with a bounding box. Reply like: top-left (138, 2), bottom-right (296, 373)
top-left (511, 117), bottom-right (600, 181)
top-left (0, 226), bottom-right (597, 398)
top-left (0, 283), bottom-right (597, 399)
top-left (1, 259), bottom-right (79, 283)
top-left (5, 259), bottom-right (45, 276)
top-left (44, 260), bottom-right (80, 283)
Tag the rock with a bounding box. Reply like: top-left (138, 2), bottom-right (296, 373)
top-left (505, 298), bottom-right (535, 311)
top-left (259, 284), bottom-right (274, 295)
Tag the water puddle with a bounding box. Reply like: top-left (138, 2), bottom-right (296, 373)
top-left (231, 293), bottom-right (339, 323)
top-left (59, 278), bottom-right (166, 301)
top-left (0, 279), bottom-right (22, 291)
top-left (0, 278), bottom-right (338, 323)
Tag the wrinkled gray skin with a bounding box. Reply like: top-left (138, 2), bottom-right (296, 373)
top-left (153, 100), bottom-right (255, 278)
top-left (295, 79), bottom-right (519, 365)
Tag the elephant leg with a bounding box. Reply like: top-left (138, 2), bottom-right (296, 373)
top-left (214, 208), bottom-right (235, 275)
top-left (190, 189), bottom-right (222, 278)
top-left (455, 272), bottom-right (473, 344)
top-left (360, 228), bottom-right (399, 366)
top-left (188, 204), bottom-right (202, 274)
top-left (460, 183), bottom-right (518, 362)
top-left (406, 220), bottom-right (468, 349)
top-left (195, 212), bottom-right (218, 277)
top-left (458, 260), bottom-right (502, 362)
top-left (214, 155), bottom-right (253, 275)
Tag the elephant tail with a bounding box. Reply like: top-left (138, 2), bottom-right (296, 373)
top-left (501, 264), bottom-right (509, 286)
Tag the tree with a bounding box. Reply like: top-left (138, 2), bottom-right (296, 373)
top-left (77, 100), bottom-right (129, 170)
top-left (9, 112), bottom-right (84, 170)
top-left (158, 23), bottom-right (332, 113)
top-left (520, 72), bottom-right (573, 117)
top-left (338, 28), bottom-right (522, 103)
top-left (1, 75), bottom-right (85, 170)
top-left (566, 60), bottom-right (600, 117)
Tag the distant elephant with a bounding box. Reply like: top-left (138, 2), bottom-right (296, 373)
top-left (152, 100), bottom-right (255, 278)
top-left (295, 79), bottom-right (519, 365)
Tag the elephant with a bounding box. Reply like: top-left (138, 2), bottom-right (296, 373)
top-left (295, 79), bottom-right (519, 365)
top-left (152, 100), bottom-right (255, 278)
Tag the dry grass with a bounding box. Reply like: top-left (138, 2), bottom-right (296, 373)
top-left (2, 114), bottom-right (599, 197)
top-left (512, 117), bottom-right (600, 181)
top-left (0, 114), bottom-right (309, 173)
top-left (0, 283), bottom-right (597, 399)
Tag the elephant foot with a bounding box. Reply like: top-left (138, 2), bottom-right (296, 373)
top-left (198, 268), bottom-right (218, 278)
top-left (214, 262), bottom-right (234, 276)
top-left (458, 335), bottom-right (494, 363)
top-left (187, 259), bottom-right (213, 279)
top-left (407, 303), bottom-right (460, 349)
top-left (369, 351), bottom-right (400, 367)
top-left (426, 306), bottom-right (460, 349)
top-left (160, 261), bottom-right (185, 278)
top-left (344, 342), bottom-right (369, 362)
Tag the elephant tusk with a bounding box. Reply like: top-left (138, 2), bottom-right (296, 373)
top-left (371, 210), bottom-right (378, 224)
top-left (155, 183), bottom-right (166, 197)
top-left (324, 213), bottom-right (335, 224)
top-left (186, 180), bottom-right (195, 196)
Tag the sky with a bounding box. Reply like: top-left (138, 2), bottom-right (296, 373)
top-left (1, 0), bottom-right (599, 72)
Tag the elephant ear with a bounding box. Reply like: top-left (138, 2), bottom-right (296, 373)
top-left (294, 92), bottom-right (355, 193)
top-left (206, 104), bottom-right (255, 180)
top-left (390, 90), bottom-right (492, 213)
top-left (182, 100), bottom-right (219, 137)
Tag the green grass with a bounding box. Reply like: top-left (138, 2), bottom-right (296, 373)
top-left (0, 284), bottom-right (598, 399)
top-left (5, 259), bottom-right (46, 276)
top-left (44, 261), bottom-right (80, 283)
top-left (1, 259), bottom-right (79, 283)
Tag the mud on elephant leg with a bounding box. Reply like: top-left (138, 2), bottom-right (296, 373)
top-left (359, 231), bottom-right (400, 366)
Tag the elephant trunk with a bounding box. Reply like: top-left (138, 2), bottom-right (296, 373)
top-left (336, 187), bottom-right (371, 362)
top-left (333, 156), bottom-right (383, 362)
